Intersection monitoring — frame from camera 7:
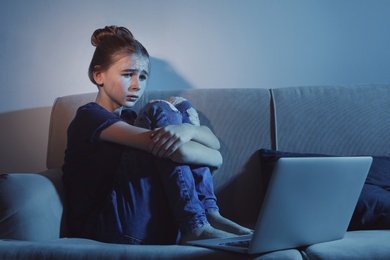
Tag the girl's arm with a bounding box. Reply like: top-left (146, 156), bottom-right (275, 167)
top-left (99, 121), bottom-right (155, 151)
top-left (170, 141), bottom-right (223, 169)
top-left (151, 123), bottom-right (220, 151)
top-left (99, 121), bottom-right (222, 168)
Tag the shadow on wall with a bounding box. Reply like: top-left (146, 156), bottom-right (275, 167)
top-left (148, 57), bottom-right (193, 90)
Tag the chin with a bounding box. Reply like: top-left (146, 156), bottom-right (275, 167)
top-left (124, 102), bottom-right (136, 108)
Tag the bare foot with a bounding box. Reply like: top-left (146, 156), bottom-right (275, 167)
top-left (181, 224), bottom-right (235, 244)
top-left (207, 212), bottom-right (253, 235)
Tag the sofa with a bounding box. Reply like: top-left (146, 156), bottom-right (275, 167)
top-left (1, 85), bottom-right (390, 259)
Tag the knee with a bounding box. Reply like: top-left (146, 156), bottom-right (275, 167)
top-left (136, 100), bottom-right (182, 128)
top-left (148, 99), bottom-right (179, 112)
top-left (138, 100), bottom-right (177, 116)
top-left (165, 97), bottom-right (193, 112)
top-left (165, 96), bottom-right (188, 106)
top-left (165, 97), bottom-right (200, 126)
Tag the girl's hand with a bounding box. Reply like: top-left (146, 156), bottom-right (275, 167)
top-left (150, 124), bottom-right (195, 158)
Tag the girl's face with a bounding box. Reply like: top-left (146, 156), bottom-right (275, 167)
top-left (94, 53), bottom-right (149, 112)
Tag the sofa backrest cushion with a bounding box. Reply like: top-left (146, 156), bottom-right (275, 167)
top-left (272, 85), bottom-right (390, 156)
top-left (0, 169), bottom-right (64, 241)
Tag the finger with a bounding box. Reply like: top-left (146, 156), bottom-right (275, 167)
top-left (150, 128), bottom-right (162, 139)
top-left (162, 139), bottom-right (182, 158)
top-left (150, 133), bottom-right (172, 157)
top-left (155, 134), bottom-right (182, 158)
top-left (157, 137), bottom-right (177, 158)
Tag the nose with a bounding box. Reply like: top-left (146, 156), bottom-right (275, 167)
top-left (130, 76), bottom-right (140, 91)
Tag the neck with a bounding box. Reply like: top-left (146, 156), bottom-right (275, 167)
top-left (114, 106), bottom-right (123, 117)
top-left (95, 93), bottom-right (119, 113)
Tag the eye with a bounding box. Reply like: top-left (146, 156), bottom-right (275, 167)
top-left (122, 73), bottom-right (132, 78)
top-left (139, 74), bottom-right (148, 81)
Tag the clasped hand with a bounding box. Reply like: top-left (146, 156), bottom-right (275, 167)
top-left (149, 123), bottom-right (195, 158)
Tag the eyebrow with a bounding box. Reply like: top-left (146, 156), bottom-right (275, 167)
top-left (121, 68), bottom-right (149, 76)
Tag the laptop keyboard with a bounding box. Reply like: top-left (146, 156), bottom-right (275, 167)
top-left (219, 239), bottom-right (251, 248)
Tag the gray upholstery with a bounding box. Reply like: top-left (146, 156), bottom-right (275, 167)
top-left (0, 172), bottom-right (63, 241)
top-left (1, 86), bottom-right (390, 259)
top-left (0, 238), bottom-right (303, 260)
top-left (303, 230), bottom-right (390, 260)
top-left (272, 85), bottom-right (390, 156)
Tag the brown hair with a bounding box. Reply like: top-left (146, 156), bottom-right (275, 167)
top-left (88, 26), bottom-right (150, 85)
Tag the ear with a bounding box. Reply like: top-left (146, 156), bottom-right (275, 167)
top-left (93, 66), bottom-right (104, 86)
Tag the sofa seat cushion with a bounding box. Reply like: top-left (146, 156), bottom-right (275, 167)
top-left (0, 238), bottom-right (304, 260)
top-left (303, 230), bottom-right (390, 260)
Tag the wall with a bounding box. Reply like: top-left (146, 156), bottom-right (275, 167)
top-left (1, 0), bottom-right (390, 173)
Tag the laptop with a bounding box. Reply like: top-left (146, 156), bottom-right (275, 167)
top-left (187, 156), bottom-right (372, 254)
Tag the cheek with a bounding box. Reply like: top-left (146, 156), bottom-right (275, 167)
top-left (140, 80), bottom-right (148, 88)
top-left (118, 78), bottom-right (130, 89)
top-left (140, 81), bottom-right (148, 93)
top-left (138, 83), bottom-right (147, 95)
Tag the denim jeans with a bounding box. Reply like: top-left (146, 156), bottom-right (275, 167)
top-left (98, 99), bottom-right (219, 245)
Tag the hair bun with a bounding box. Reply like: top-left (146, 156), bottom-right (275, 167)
top-left (91, 25), bottom-right (134, 47)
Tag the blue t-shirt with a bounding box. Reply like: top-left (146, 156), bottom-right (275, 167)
top-left (62, 102), bottom-right (137, 238)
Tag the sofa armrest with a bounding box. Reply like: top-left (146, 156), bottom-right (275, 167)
top-left (0, 169), bottom-right (65, 241)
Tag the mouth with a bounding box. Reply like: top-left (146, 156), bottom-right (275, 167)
top-left (126, 95), bottom-right (139, 102)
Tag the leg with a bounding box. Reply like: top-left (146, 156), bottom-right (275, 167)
top-left (93, 147), bottom-right (180, 245)
top-left (168, 97), bottom-right (253, 236)
top-left (166, 98), bottom-right (219, 212)
top-left (136, 101), bottom-right (235, 243)
top-left (171, 99), bottom-right (257, 237)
